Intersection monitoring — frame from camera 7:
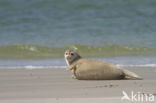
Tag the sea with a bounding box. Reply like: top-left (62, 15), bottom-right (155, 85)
top-left (0, 0), bottom-right (156, 69)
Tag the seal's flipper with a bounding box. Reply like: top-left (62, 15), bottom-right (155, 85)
top-left (123, 69), bottom-right (142, 80)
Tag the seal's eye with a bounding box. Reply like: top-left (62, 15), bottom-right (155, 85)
top-left (65, 53), bottom-right (68, 55)
top-left (71, 53), bottom-right (74, 56)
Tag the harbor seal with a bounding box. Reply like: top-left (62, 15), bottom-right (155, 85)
top-left (64, 49), bottom-right (142, 80)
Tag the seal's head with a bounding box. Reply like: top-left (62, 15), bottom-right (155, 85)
top-left (64, 49), bottom-right (81, 66)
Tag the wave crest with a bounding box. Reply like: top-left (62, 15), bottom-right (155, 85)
top-left (0, 44), bottom-right (156, 59)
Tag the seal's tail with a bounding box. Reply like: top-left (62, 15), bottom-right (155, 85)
top-left (123, 69), bottom-right (142, 80)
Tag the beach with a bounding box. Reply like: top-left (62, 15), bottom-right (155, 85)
top-left (0, 67), bottom-right (156, 103)
top-left (0, 0), bottom-right (156, 103)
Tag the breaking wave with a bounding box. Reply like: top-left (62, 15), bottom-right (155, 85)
top-left (0, 44), bottom-right (156, 59)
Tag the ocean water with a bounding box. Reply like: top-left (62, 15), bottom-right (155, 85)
top-left (0, 56), bottom-right (156, 69)
top-left (0, 0), bottom-right (156, 68)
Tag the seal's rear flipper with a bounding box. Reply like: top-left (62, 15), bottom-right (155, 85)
top-left (123, 69), bottom-right (142, 80)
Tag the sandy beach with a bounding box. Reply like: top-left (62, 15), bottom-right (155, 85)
top-left (0, 67), bottom-right (156, 103)
top-left (1, 0), bottom-right (156, 103)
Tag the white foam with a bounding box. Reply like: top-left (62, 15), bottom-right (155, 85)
top-left (0, 66), bottom-right (66, 69)
top-left (0, 64), bottom-right (156, 70)
top-left (117, 64), bottom-right (156, 67)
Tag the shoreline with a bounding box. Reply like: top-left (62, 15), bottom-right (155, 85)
top-left (0, 67), bottom-right (156, 103)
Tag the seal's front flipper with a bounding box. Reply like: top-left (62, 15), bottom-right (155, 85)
top-left (72, 75), bottom-right (76, 79)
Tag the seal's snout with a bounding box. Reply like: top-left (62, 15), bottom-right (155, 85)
top-left (66, 56), bottom-right (71, 60)
top-left (64, 52), bottom-right (71, 60)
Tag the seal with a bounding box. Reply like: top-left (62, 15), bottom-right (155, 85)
top-left (64, 49), bottom-right (142, 80)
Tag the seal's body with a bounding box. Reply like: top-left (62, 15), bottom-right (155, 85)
top-left (64, 50), bottom-right (142, 80)
top-left (73, 59), bottom-right (124, 80)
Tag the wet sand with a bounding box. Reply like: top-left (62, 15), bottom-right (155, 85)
top-left (0, 67), bottom-right (156, 103)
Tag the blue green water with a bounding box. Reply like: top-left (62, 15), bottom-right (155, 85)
top-left (0, 0), bottom-right (156, 68)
